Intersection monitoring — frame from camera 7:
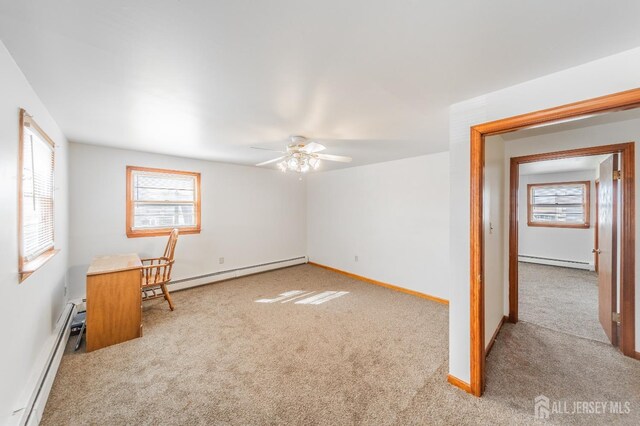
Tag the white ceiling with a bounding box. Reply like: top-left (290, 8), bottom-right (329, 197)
top-left (502, 106), bottom-right (640, 142)
top-left (2, 1), bottom-right (640, 171)
top-left (508, 107), bottom-right (640, 175)
top-left (519, 155), bottom-right (609, 176)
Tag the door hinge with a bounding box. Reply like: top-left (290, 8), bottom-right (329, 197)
top-left (613, 170), bottom-right (621, 180)
top-left (612, 312), bottom-right (621, 323)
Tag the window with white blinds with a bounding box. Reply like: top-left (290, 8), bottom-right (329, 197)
top-left (527, 181), bottom-right (590, 228)
top-left (20, 119), bottom-right (55, 263)
top-left (127, 167), bottom-right (201, 237)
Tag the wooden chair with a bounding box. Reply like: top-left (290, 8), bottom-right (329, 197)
top-left (141, 229), bottom-right (179, 310)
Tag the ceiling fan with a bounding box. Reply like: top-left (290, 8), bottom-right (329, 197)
top-left (253, 135), bottom-right (352, 173)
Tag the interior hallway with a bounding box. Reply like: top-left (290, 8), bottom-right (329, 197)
top-left (519, 262), bottom-right (608, 343)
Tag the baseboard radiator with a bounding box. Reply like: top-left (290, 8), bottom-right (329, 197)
top-left (10, 302), bottom-right (74, 426)
top-left (518, 255), bottom-right (594, 271)
top-left (169, 256), bottom-right (308, 291)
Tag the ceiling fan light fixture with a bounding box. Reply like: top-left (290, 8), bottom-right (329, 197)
top-left (254, 136), bottom-right (351, 173)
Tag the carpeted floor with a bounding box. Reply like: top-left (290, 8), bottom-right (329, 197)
top-left (42, 264), bottom-right (640, 425)
top-left (398, 321), bottom-right (640, 425)
top-left (519, 262), bottom-right (608, 343)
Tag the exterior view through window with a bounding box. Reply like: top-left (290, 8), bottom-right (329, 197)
top-left (527, 181), bottom-right (590, 228)
top-left (126, 166), bottom-right (201, 237)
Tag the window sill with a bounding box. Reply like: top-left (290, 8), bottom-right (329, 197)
top-left (527, 222), bottom-right (590, 229)
top-left (20, 249), bottom-right (60, 283)
top-left (126, 227), bottom-right (200, 238)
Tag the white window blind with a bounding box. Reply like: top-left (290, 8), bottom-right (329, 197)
top-left (131, 169), bottom-right (197, 230)
top-left (528, 182), bottom-right (589, 226)
top-left (21, 126), bottom-right (55, 262)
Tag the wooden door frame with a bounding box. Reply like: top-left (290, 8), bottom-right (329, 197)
top-left (595, 179), bottom-right (600, 273)
top-left (470, 88), bottom-right (640, 397)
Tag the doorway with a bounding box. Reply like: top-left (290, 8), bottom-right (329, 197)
top-left (468, 88), bottom-right (640, 397)
top-left (510, 148), bottom-right (625, 347)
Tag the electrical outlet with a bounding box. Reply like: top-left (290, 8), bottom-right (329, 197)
top-left (355, 255), bottom-right (359, 262)
top-left (219, 257), bottom-right (224, 265)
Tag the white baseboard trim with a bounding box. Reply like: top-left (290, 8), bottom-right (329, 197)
top-left (518, 255), bottom-right (594, 271)
top-left (9, 302), bottom-right (75, 426)
top-left (168, 256), bottom-right (308, 292)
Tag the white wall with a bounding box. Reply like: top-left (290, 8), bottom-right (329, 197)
top-left (518, 170), bottom-right (597, 267)
top-left (483, 138), bottom-right (505, 348)
top-left (0, 42), bottom-right (69, 421)
top-left (449, 46), bottom-right (640, 384)
top-left (307, 153), bottom-right (450, 300)
top-left (68, 143), bottom-right (307, 299)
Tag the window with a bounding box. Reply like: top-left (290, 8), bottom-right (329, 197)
top-left (126, 166), bottom-right (201, 237)
top-left (527, 181), bottom-right (590, 228)
top-left (19, 109), bottom-right (58, 282)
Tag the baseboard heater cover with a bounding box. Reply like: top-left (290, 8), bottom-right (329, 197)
top-left (518, 255), bottom-right (594, 271)
top-left (169, 256), bottom-right (308, 291)
top-left (11, 302), bottom-right (74, 426)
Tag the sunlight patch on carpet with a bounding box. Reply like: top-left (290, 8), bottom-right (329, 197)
top-left (255, 290), bottom-right (349, 305)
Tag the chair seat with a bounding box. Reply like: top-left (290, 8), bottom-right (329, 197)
top-left (141, 276), bottom-right (169, 288)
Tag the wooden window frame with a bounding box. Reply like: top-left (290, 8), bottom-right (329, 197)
top-left (526, 181), bottom-right (590, 228)
top-left (126, 166), bottom-right (201, 238)
top-left (18, 109), bottom-right (59, 282)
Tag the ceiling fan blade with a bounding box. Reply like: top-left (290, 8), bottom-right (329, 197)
top-left (300, 142), bottom-right (326, 153)
top-left (256, 156), bottom-right (286, 167)
top-left (316, 153), bottom-right (352, 163)
top-left (251, 147), bottom-right (285, 153)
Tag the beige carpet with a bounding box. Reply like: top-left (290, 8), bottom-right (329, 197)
top-left (42, 264), bottom-right (640, 425)
top-left (519, 262), bottom-right (608, 343)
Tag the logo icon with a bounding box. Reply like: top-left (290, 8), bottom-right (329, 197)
top-left (534, 395), bottom-right (550, 419)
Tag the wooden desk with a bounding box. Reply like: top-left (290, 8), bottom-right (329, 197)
top-left (86, 254), bottom-right (142, 352)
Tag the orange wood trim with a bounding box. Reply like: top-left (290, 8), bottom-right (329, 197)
top-left (474, 88), bottom-right (640, 136)
top-left (126, 166), bottom-right (202, 238)
top-left (471, 88), bottom-right (640, 398)
top-left (22, 110), bottom-right (56, 149)
top-left (470, 127), bottom-right (485, 396)
top-left (127, 228), bottom-right (201, 238)
top-left (611, 154), bottom-right (620, 346)
top-left (526, 223), bottom-right (590, 229)
top-left (508, 159), bottom-right (519, 323)
top-left (447, 374), bottom-right (472, 393)
top-left (19, 249), bottom-right (60, 282)
top-left (526, 181), bottom-right (590, 228)
top-left (620, 144), bottom-right (636, 358)
top-left (595, 180), bottom-right (600, 273)
top-left (18, 109), bottom-right (25, 280)
top-left (511, 142), bottom-right (636, 163)
top-left (633, 351), bottom-right (640, 361)
top-left (307, 262), bottom-right (449, 305)
top-left (485, 315), bottom-right (507, 356)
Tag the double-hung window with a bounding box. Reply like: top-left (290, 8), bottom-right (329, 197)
top-left (126, 166), bottom-right (201, 237)
top-left (527, 181), bottom-right (590, 228)
top-left (19, 109), bottom-right (57, 281)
